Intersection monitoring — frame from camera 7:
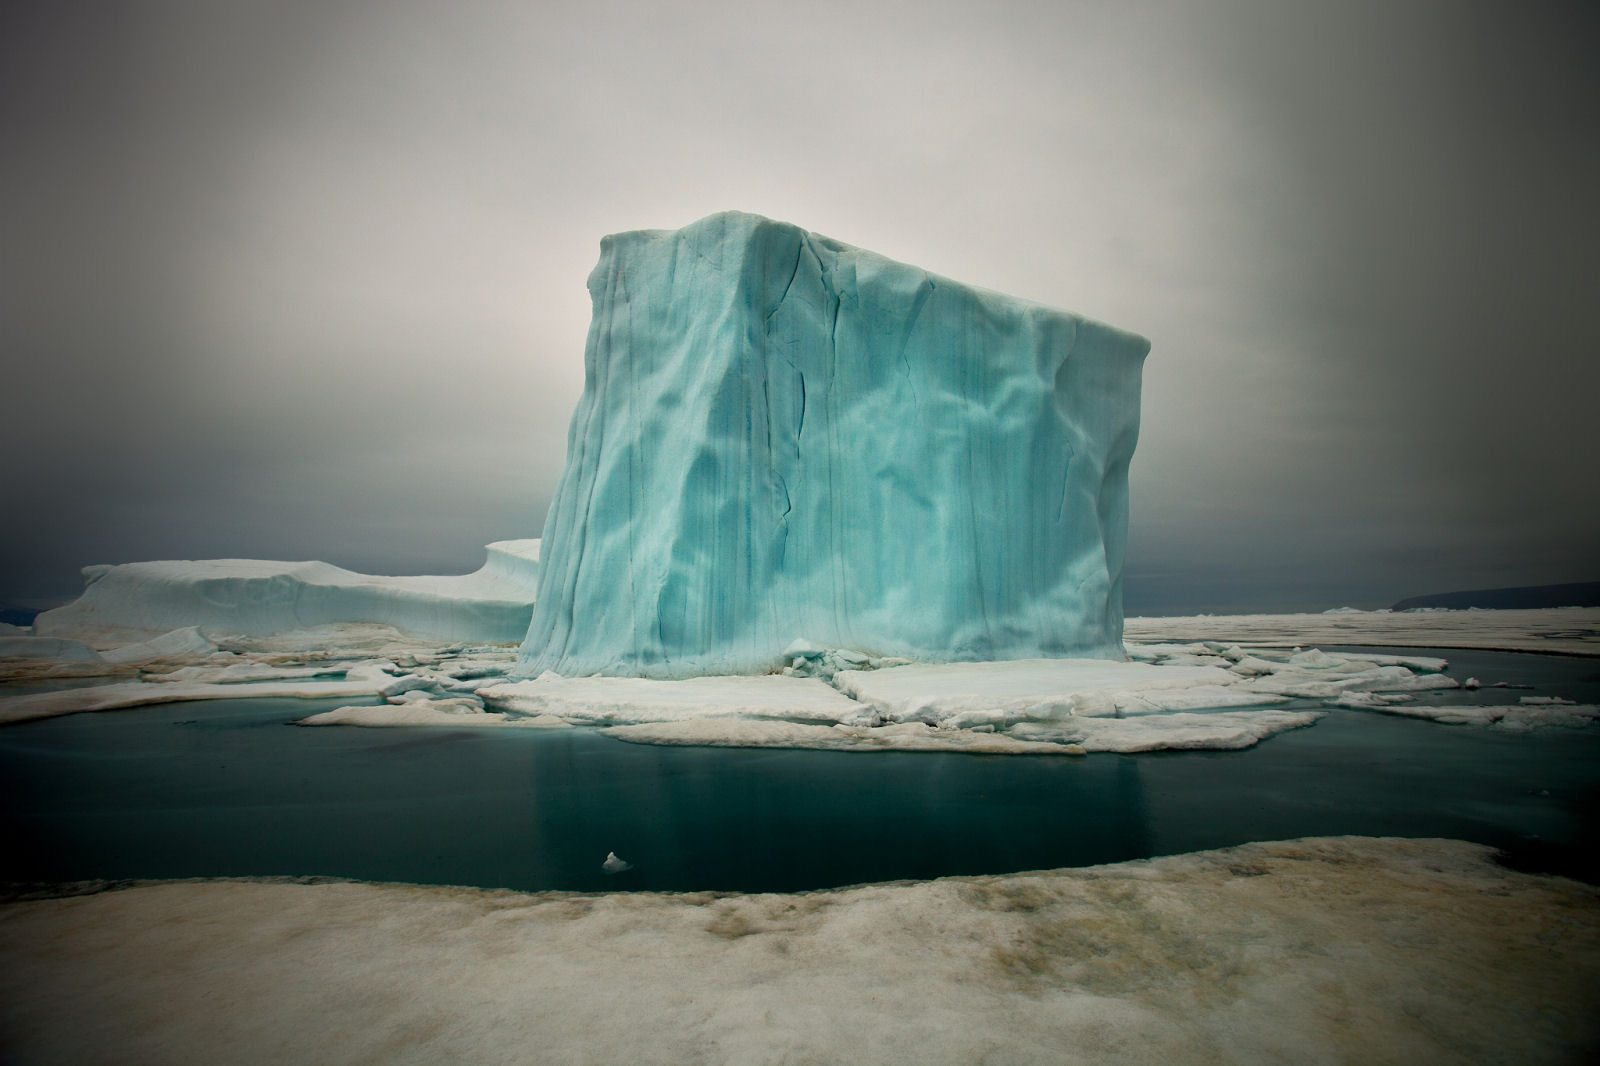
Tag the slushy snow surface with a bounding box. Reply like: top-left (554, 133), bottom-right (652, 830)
top-left (32, 540), bottom-right (541, 644)
top-left (521, 211), bottom-right (1150, 679)
top-left (4, 838), bottom-right (1596, 1066)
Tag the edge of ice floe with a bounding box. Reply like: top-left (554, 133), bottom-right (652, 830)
top-left (5, 612), bottom-right (1597, 752)
top-left (601, 709), bottom-right (1325, 755)
top-left (4, 835), bottom-right (1592, 1066)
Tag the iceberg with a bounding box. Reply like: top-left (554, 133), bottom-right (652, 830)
top-left (520, 211), bottom-right (1149, 678)
top-left (33, 540), bottom-right (541, 645)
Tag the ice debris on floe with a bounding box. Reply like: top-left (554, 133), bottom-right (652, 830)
top-left (602, 852), bottom-right (632, 874)
top-left (1123, 642), bottom-right (1462, 700)
top-left (780, 640), bottom-right (913, 682)
top-left (519, 211), bottom-right (1150, 679)
top-left (832, 658), bottom-right (1289, 725)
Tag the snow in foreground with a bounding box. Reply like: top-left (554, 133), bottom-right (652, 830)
top-left (1, 609), bottom-right (1596, 750)
top-left (2, 837), bottom-right (1595, 1065)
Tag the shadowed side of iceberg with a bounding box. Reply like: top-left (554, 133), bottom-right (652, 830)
top-left (33, 540), bottom-right (541, 644)
top-left (519, 211), bottom-right (1150, 679)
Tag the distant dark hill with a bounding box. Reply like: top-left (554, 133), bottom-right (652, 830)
top-left (1392, 582), bottom-right (1600, 611)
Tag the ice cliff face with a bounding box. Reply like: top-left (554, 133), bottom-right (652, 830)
top-left (520, 211), bottom-right (1149, 679)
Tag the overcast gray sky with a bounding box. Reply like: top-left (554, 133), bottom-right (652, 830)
top-left (3, 0), bottom-right (1596, 613)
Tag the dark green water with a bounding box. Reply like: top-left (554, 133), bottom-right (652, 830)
top-left (1, 648), bottom-right (1596, 893)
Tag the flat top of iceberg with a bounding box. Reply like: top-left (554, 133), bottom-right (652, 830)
top-left (613, 210), bottom-right (1150, 345)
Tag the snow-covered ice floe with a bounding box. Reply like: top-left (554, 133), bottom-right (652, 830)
top-left (297, 703), bottom-right (571, 729)
top-left (0, 662), bottom-right (407, 726)
top-left (1126, 606), bottom-right (1600, 656)
top-left (479, 674), bottom-right (872, 725)
top-left (604, 709), bottom-right (1323, 755)
top-left (4, 611), bottom-right (1595, 751)
top-left (467, 656), bottom-right (1330, 753)
top-left (1331, 692), bottom-right (1600, 729)
top-left (3, 837), bottom-right (1595, 1065)
top-left (0, 626), bottom-right (220, 680)
top-left (832, 658), bottom-right (1289, 722)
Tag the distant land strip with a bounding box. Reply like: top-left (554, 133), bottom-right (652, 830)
top-left (1392, 582), bottom-right (1600, 611)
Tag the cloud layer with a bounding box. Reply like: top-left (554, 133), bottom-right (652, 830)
top-left (3, 0), bottom-right (1595, 611)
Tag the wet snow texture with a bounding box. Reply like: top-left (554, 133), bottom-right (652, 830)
top-left (520, 212), bottom-right (1150, 679)
top-left (3, 837), bottom-right (1596, 1066)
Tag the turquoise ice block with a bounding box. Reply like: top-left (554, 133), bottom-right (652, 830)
top-left (520, 211), bottom-right (1149, 678)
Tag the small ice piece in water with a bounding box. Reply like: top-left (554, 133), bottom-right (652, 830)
top-left (601, 851), bottom-right (633, 874)
top-left (1464, 677), bottom-right (1480, 690)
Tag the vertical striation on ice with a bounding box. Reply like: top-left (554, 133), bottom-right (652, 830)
top-left (520, 211), bottom-right (1149, 678)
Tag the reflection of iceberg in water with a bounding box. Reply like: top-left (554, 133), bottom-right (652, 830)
top-left (1112, 754), bottom-right (1153, 861)
top-left (601, 851), bottom-right (633, 874)
top-left (531, 741), bottom-right (1159, 893)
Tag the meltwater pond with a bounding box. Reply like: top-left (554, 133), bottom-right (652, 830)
top-left (2, 649), bottom-right (1597, 894)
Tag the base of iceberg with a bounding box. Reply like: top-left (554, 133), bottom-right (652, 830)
top-left (4, 608), bottom-right (1596, 750)
top-left (31, 540), bottom-right (541, 645)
